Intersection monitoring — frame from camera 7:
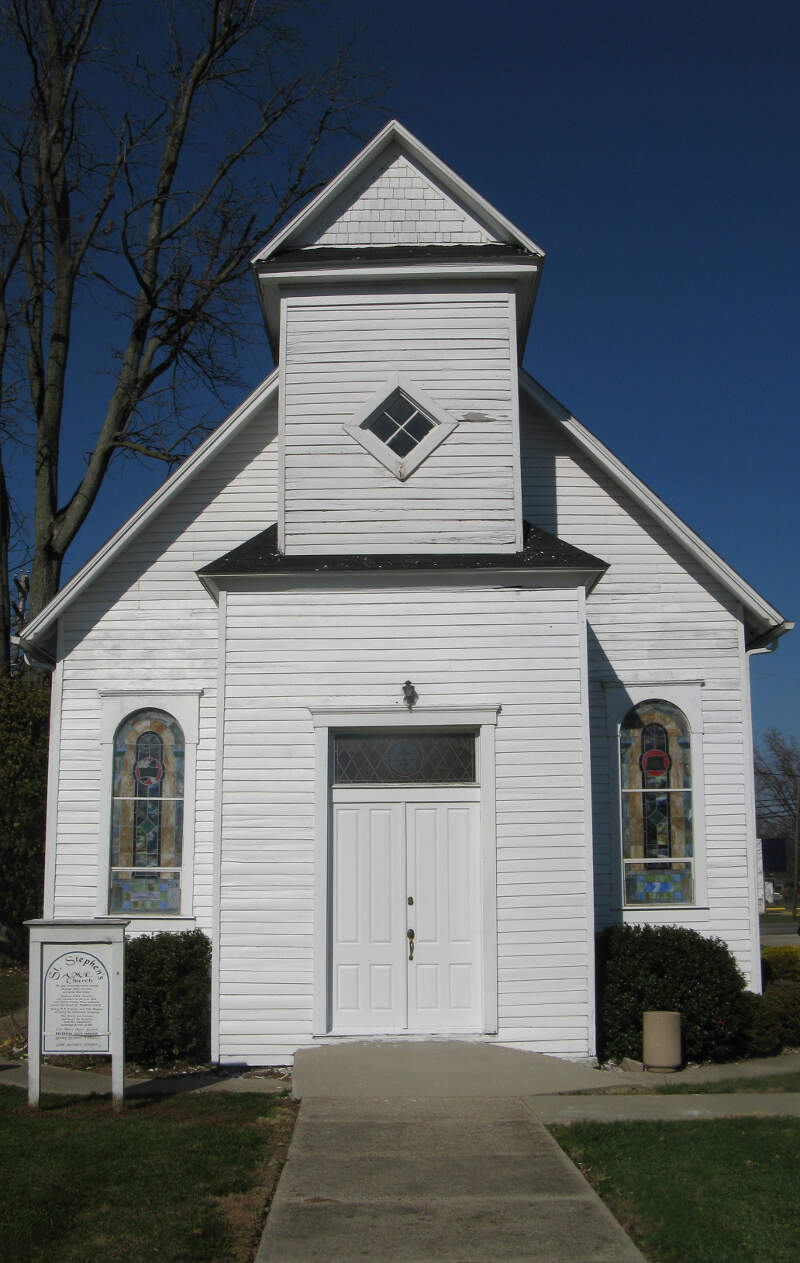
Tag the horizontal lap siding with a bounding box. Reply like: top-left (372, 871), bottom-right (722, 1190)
top-left (282, 290), bottom-right (519, 552)
top-left (220, 584), bottom-right (592, 1061)
top-left (53, 397), bottom-right (279, 924)
top-left (521, 396), bottom-right (757, 985)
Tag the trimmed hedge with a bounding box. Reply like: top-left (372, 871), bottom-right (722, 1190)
top-left (597, 924), bottom-right (747, 1064)
top-left (761, 945), bottom-right (800, 987)
top-left (125, 929), bottom-right (211, 1066)
top-left (740, 980), bottom-right (800, 1057)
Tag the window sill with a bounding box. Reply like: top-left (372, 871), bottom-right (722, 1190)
top-left (616, 905), bottom-right (710, 920)
top-left (96, 914), bottom-right (197, 932)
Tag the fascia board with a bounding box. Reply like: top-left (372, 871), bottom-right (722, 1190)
top-left (200, 568), bottom-right (605, 594)
top-left (22, 370), bottom-right (280, 646)
top-left (252, 119), bottom-right (545, 263)
top-left (519, 369), bottom-right (789, 637)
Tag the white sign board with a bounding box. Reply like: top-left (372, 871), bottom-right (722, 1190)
top-left (27, 919), bottom-right (127, 1108)
top-left (42, 946), bottom-right (111, 1054)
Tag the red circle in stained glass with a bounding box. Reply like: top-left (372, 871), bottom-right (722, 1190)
top-left (135, 756), bottom-right (164, 787)
top-left (640, 749), bottom-right (671, 778)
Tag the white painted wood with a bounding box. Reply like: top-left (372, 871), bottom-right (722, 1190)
top-left (219, 584), bottom-right (591, 1060)
top-left (211, 590), bottom-right (227, 1062)
top-left (253, 121), bottom-right (545, 263)
top-left (738, 614), bottom-right (762, 992)
top-left (280, 287), bottom-right (521, 554)
top-left (298, 151), bottom-right (497, 249)
top-left (406, 800), bottom-right (481, 1031)
top-left (519, 370), bottom-right (787, 639)
top-left (520, 390), bottom-right (767, 987)
top-left (331, 801), bottom-right (406, 1030)
top-left (23, 372), bottom-right (279, 646)
top-left (329, 795), bottom-right (480, 1034)
top-left (43, 622), bottom-right (64, 918)
top-left (577, 587), bottom-right (597, 1057)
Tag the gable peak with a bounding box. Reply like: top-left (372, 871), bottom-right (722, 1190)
top-left (253, 119), bottom-right (544, 263)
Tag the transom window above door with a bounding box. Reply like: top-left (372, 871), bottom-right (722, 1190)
top-left (334, 731), bottom-right (476, 784)
top-left (343, 372), bottom-right (458, 480)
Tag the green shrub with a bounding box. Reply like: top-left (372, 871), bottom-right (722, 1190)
top-left (739, 980), bottom-right (800, 1057)
top-left (0, 675), bottom-right (50, 957)
top-left (761, 945), bottom-right (800, 986)
top-left (125, 930), bottom-right (211, 1066)
top-left (738, 990), bottom-right (784, 1057)
top-left (596, 924), bottom-right (747, 1064)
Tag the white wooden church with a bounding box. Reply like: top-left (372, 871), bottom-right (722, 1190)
top-left (20, 122), bottom-right (791, 1064)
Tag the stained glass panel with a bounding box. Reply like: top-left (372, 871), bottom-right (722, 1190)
top-left (334, 732), bottom-right (476, 784)
top-left (620, 699), bottom-right (694, 904)
top-left (624, 862), bottom-right (694, 905)
top-left (110, 709), bottom-right (184, 913)
top-left (620, 700), bottom-right (691, 790)
top-left (109, 870), bottom-right (181, 914)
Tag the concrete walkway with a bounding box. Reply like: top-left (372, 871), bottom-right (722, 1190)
top-left (257, 1095), bottom-right (646, 1263)
top-left (254, 1041), bottom-right (800, 1262)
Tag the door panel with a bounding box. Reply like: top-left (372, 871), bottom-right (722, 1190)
top-left (331, 797), bottom-right (479, 1033)
top-left (406, 802), bottom-right (480, 1031)
top-left (331, 803), bottom-right (405, 1029)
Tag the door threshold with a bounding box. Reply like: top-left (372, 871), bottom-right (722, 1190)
top-left (319, 1029), bottom-right (486, 1041)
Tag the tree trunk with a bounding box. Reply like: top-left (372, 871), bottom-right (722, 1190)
top-left (0, 451), bottom-right (10, 674)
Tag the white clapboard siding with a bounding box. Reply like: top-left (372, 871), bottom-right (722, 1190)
top-left (218, 583), bottom-right (592, 1062)
top-left (521, 392), bottom-right (759, 987)
top-left (52, 392), bottom-right (279, 928)
top-left (295, 150), bottom-right (498, 249)
top-left (281, 290), bottom-right (520, 553)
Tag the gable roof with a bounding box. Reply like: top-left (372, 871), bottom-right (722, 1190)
top-left (16, 370), bottom-right (279, 656)
top-left (252, 120), bottom-right (545, 263)
top-left (519, 369), bottom-right (791, 649)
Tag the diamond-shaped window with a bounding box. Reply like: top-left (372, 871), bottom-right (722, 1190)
top-left (366, 391), bottom-right (434, 458)
top-left (343, 373), bottom-right (458, 481)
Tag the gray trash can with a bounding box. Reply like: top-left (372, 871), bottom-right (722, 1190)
top-left (643, 1010), bottom-right (682, 1071)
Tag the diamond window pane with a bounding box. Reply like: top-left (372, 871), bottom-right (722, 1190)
top-left (387, 429), bottom-right (417, 457)
top-left (334, 733), bottom-right (476, 784)
top-left (384, 395), bottom-right (416, 424)
top-left (368, 413), bottom-right (397, 442)
top-left (406, 413), bottom-right (433, 442)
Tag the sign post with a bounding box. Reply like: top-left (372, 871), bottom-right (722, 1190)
top-left (26, 919), bottom-right (128, 1108)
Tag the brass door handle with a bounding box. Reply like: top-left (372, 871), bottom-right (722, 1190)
top-left (407, 928), bottom-right (415, 961)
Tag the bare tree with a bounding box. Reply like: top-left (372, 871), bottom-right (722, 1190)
top-left (0, 0), bottom-right (380, 636)
top-left (755, 727), bottom-right (800, 917)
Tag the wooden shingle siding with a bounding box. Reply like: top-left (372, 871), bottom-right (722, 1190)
top-left (295, 151), bottom-right (498, 248)
top-left (521, 393), bottom-right (758, 987)
top-left (218, 584), bottom-right (592, 1062)
top-left (52, 395), bottom-right (280, 926)
top-left (281, 289), bottom-right (520, 553)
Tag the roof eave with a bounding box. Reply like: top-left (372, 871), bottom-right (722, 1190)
top-left (519, 370), bottom-right (790, 643)
top-left (20, 370), bottom-right (280, 649)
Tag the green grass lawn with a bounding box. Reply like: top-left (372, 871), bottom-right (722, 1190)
top-left (0, 960), bottom-right (28, 1017)
top-left (656, 1070), bottom-right (800, 1094)
top-left (0, 1083), bottom-right (297, 1262)
top-left (553, 1118), bottom-right (800, 1263)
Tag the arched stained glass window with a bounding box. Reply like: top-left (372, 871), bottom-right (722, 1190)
top-left (619, 700), bottom-right (694, 905)
top-left (109, 709), bottom-right (184, 914)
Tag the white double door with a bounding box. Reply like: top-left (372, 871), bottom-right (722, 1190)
top-left (331, 788), bottom-right (481, 1033)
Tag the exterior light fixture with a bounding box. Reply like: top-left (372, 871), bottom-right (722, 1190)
top-left (402, 680), bottom-right (418, 710)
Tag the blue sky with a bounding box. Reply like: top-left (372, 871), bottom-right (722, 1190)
top-left (45, 0), bottom-right (799, 740)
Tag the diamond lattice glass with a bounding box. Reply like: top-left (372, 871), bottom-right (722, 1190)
top-left (334, 732), bottom-right (476, 784)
